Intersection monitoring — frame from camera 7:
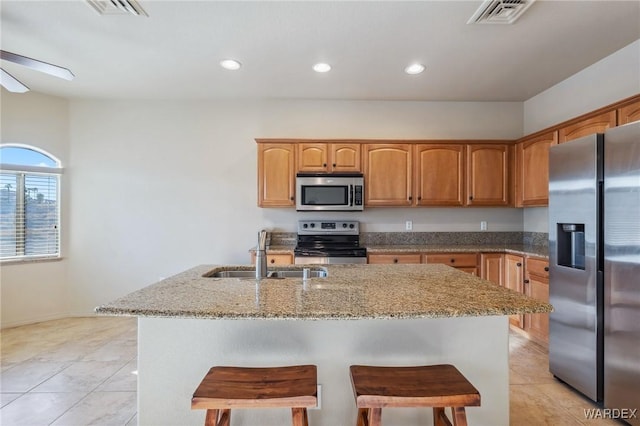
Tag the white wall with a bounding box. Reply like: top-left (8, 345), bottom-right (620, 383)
top-left (524, 39), bottom-right (640, 134)
top-left (522, 39), bottom-right (640, 232)
top-left (1, 90), bottom-right (71, 328)
top-left (67, 99), bottom-right (523, 315)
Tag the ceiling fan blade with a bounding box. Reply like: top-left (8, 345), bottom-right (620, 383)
top-left (1, 68), bottom-right (29, 93)
top-left (1, 50), bottom-right (74, 81)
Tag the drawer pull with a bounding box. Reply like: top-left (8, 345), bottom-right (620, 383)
top-left (270, 259), bottom-right (275, 264)
top-left (524, 279), bottom-right (530, 284)
top-left (450, 259), bottom-right (455, 263)
top-left (517, 262), bottom-right (522, 267)
top-left (393, 258), bottom-right (398, 264)
top-left (544, 266), bottom-right (549, 272)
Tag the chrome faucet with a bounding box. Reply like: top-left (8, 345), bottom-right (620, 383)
top-left (255, 229), bottom-right (268, 280)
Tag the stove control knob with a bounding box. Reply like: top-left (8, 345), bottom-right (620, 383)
top-left (310, 223), bottom-right (315, 228)
top-left (342, 223), bottom-right (348, 228)
top-left (349, 224), bottom-right (355, 229)
top-left (303, 223), bottom-right (308, 228)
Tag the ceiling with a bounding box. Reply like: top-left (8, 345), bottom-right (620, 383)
top-left (1, 0), bottom-right (639, 101)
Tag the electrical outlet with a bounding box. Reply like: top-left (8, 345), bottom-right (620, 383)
top-left (480, 221), bottom-right (487, 231)
top-left (405, 220), bottom-right (413, 231)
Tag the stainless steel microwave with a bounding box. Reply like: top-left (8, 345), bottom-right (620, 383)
top-left (296, 173), bottom-right (364, 211)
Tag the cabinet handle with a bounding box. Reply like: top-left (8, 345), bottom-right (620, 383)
top-left (323, 163), bottom-right (327, 167)
top-left (290, 197), bottom-right (294, 201)
top-left (517, 262), bottom-right (522, 267)
top-left (393, 258), bottom-right (398, 264)
top-left (450, 259), bottom-right (455, 264)
top-left (418, 196), bottom-right (422, 201)
top-left (332, 163), bottom-right (336, 167)
top-left (408, 196), bottom-right (412, 201)
top-left (524, 279), bottom-right (530, 284)
top-left (544, 267), bottom-right (549, 272)
top-left (270, 259), bottom-right (275, 264)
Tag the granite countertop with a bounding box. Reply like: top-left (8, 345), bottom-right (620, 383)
top-left (252, 244), bottom-right (548, 259)
top-left (95, 264), bottom-right (552, 320)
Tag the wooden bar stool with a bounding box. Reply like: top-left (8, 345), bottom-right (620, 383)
top-left (191, 364), bottom-right (317, 426)
top-left (350, 364), bottom-right (480, 426)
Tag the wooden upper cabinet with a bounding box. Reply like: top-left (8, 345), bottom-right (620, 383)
top-left (414, 144), bottom-right (465, 206)
top-left (515, 131), bottom-right (558, 207)
top-left (297, 143), bottom-right (361, 172)
top-left (558, 110), bottom-right (616, 143)
top-left (363, 144), bottom-right (412, 206)
top-left (617, 99), bottom-right (640, 125)
top-left (297, 143), bottom-right (328, 172)
top-left (257, 143), bottom-right (296, 207)
top-left (466, 144), bottom-right (510, 206)
top-left (331, 143), bottom-right (361, 172)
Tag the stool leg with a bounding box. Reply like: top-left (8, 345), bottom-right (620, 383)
top-left (451, 407), bottom-right (468, 426)
top-left (368, 408), bottom-right (382, 426)
top-left (433, 407), bottom-right (453, 426)
top-left (204, 409), bottom-right (218, 426)
top-left (303, 408), bottom-right (309, 426)
top-left (292, 407), bottom-right (306, 426)
top-left (356, 408), bottom-right (368, 426)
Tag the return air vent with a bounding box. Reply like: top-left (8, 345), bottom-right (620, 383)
top-left (86, 0), bottom-right (148, 17)
top-left (467, 0), bottom-right (535, 24)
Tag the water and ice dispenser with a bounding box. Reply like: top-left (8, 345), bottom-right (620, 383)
top-left (557, 224), bottom-right (586, 270)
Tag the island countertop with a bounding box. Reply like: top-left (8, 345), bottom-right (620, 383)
top-left (95, 263), bottom-right (552, 320)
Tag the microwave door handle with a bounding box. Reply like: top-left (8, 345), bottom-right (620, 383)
top-left (349, 185), bottom-right (354, 206)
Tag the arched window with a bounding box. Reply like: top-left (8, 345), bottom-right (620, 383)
top-left (0, 144), bottom-right (62, 261)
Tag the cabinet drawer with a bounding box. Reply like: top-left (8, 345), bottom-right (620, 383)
top-left (251, 253), bottom-right (293, 265)
top-left (367, 253), bottom-right (422, 264)
top-left (423, 253), bottom-right (478, 267)
top-left (526, 257), bottom-right (549, 278)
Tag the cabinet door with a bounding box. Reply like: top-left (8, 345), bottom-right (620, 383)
top-left (363, 144), bottom-right (413, 206)
top-left (480, 253), bottom-right (504, 286)
top-left (331, 143), bottom-right (361, 172)
top-left (524, 258), bottom-right (550, 344)
top-left (505, 254), bottom-right (525, 329)
top-left (414, 144), bottom-right (465, 206)
top-left (558, 110), bottom-right (616, 143)
top-left (466, 144), bottom-right (510, 206)
top-left (258, 143), bottom-right (296, 207)
top-left (298, 143), bottom-right (328, 172)
top-left (367, 253), bottom-right (421, 264)
top-left (515, 131), bottom-right (558, 207)
top-left (617, 99), bottom-right (640, 125)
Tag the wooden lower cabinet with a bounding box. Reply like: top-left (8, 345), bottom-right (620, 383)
top-left (423, 253), bottom-right (478, 275)
top-left (505, 254), bottom-right (525, 329)
top-left (524, 257), bottom-right (550, 344)
top-left (480, 253), bottom-right (504, 286)
top-left (367, 253), bottom-right (421, 264)
top-left (250, 253), bottom-right (293, 265)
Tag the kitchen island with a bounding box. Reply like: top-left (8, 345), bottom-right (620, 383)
top-left (96, 263), bottom-right (552, 426)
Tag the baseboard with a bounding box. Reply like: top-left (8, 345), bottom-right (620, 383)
top-left (0, 312), bottom-right (71, 330)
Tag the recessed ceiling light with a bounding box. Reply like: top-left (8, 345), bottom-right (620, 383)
top-left (220, 59), bottom-right (242, 71)
top-left (404, 63), bottom-right (425, 75)
top-left (313, 63), bottom-right (331, 73)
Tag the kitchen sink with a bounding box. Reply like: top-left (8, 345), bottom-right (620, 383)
top-left (204, 267), bottom-right (327, 279)
top-left (208, 270), bottom-right (257, 278)
top-left (267, 269), bottom-right (327, 278)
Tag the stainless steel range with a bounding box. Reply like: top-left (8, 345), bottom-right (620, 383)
top-left (294, 220), bottom-right (367, 264)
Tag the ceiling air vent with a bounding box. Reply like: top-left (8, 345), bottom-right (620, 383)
top-left (86, 0), bottom-right (148, 17)
top-left (467, 0), bottom-right (535, 24)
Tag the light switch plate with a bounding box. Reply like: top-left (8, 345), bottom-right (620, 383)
top-left (405, 220), bottom-right (413, 231)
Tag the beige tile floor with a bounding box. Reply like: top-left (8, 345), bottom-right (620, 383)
top-left (0, 317), bottom-right (621, 425)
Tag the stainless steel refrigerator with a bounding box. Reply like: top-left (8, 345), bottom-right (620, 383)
top-left (549, 121), bottom-right (640, 423)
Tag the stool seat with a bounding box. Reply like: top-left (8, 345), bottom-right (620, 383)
top-left (192, 365), bottom-right (317, 426)
top-left (350, 364), bottom-right (480, 426)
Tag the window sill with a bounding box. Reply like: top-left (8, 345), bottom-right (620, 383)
top-left (1, 256), bottom-right (64, 266)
